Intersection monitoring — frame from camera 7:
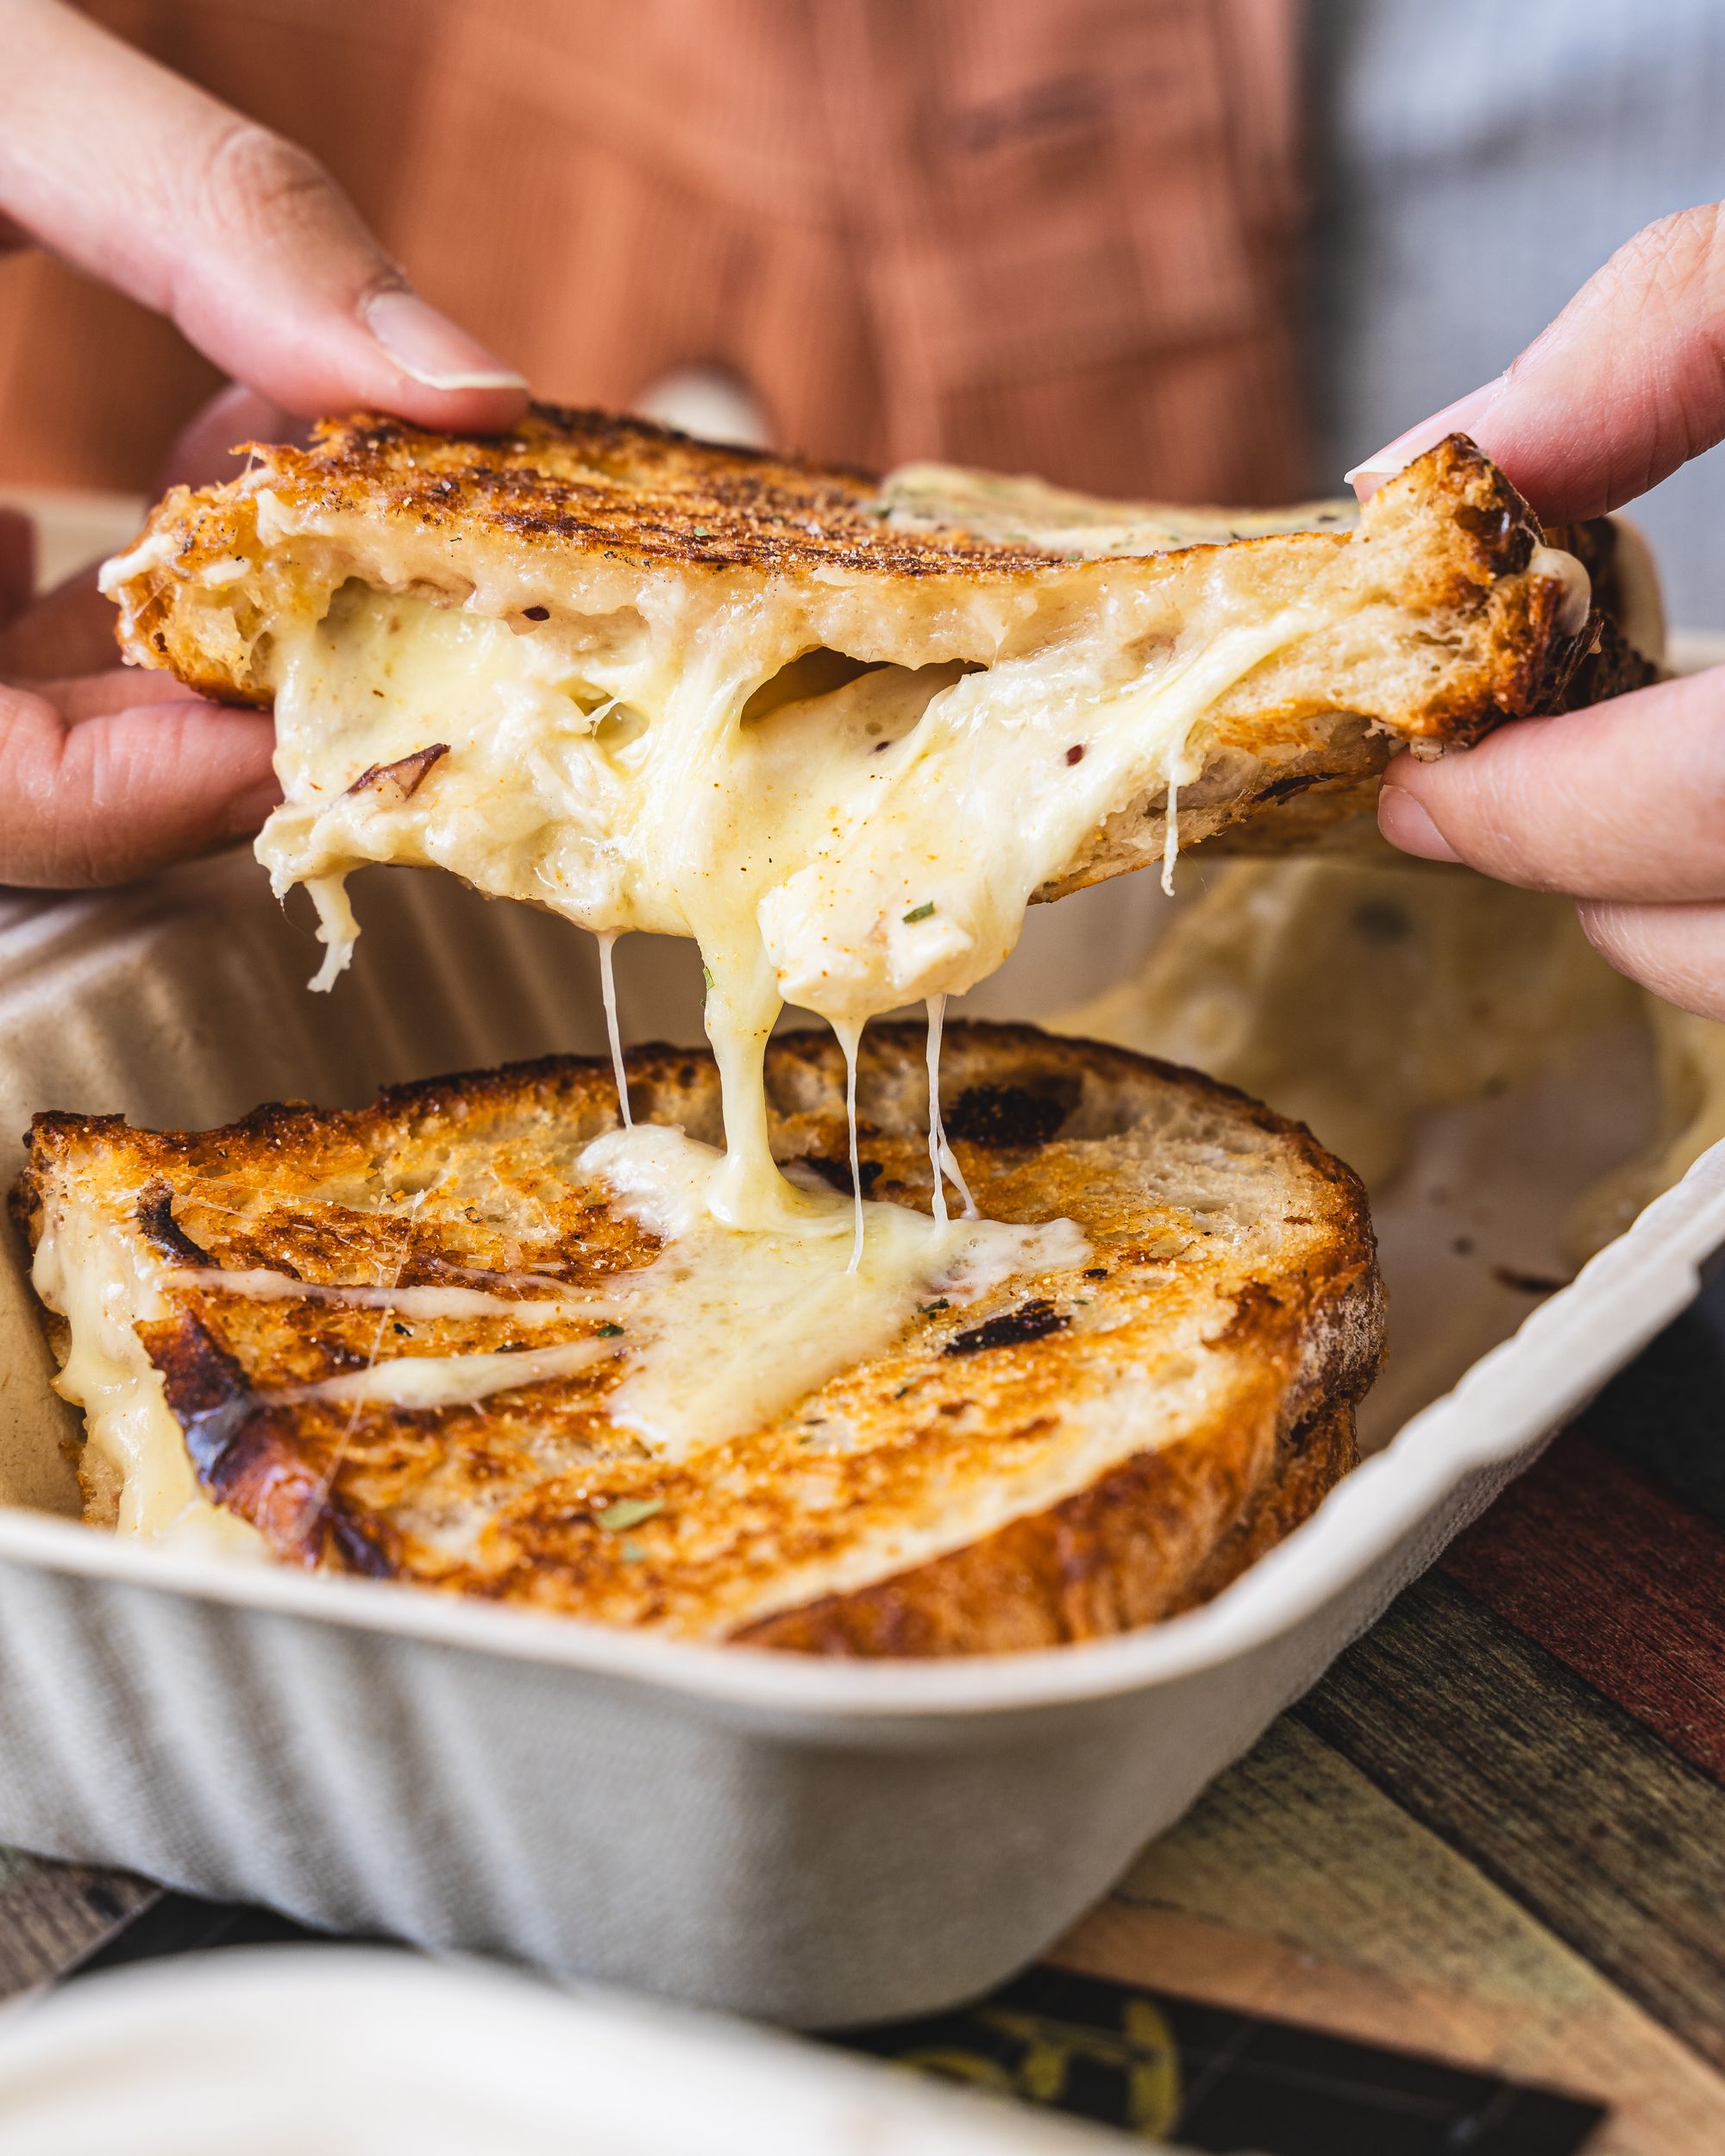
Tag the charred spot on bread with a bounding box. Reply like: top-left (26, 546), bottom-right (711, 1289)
top-left (942, 1084), bottom-right (1072, 1149)
top-left (135, 1183), bottom-right (212, 1267)
top-left (944, 1298), bottom-right (1072, 1356)
top-left (804, 1155), bottom-right (884, 1199)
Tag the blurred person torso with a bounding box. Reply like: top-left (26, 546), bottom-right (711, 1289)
top-left (5, 0), bottom-right (1725, 620)
top-left (0, 0), bottom-right (1305, 505)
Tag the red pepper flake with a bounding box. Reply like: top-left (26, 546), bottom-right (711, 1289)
top-left (1065, 743), bottom-right (1085, 765)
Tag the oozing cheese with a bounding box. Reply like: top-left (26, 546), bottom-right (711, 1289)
top-left (268, 1336), bottom-right (621, 1412)
top-left (580, 1124), bottom-right (1086, 1457)
top-left (76, 463), bottom-right (1592, 1555)
top-left (256, 581), bottom-right (1322, 1227)
top-left (173, 1269), bottom-right (621, 1325)
top-left (233, 561), bottom-right (1329, 1495)
top-left (596, 931), bottom-right (632, 1126)
top-left (29, 1201), bottom-right (264, 1555)
top-left (29, 1132), bottom-right (1087, 1539)
top-left (924, 993), bottom-right (976, 1227)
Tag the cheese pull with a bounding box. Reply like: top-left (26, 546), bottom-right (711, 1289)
top-left (101, 411), bottom-right (1607, 1237)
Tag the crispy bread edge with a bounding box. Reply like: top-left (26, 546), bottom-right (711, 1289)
top-left (734, 1393), bottom-right (1362, 1656)
top-left (732, 1073), bottom-right (1382, 1657)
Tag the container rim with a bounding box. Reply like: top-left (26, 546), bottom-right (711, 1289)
top-left (3, 1140), bottom-right (1720, 1723)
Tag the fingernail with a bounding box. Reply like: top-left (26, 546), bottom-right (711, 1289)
top-left (1345, 379), bottom-right (1506, 499)
top-left (361, 288), bottom-right (528, 393)
top-left (225, 781), bottom-right (283, 837)
top-left (1377, 780), bottom-right (1460, 862)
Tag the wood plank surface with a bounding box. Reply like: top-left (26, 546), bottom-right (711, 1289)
top-left (0, 1851), bottom-right (155, 1998)
top-left (1295, 1570), bottom-right (1725, 2073)
top-left (1057, 1716), bottom-right (1725, 2155)
top-left (6, 1325), bottom-right (1725, 2155)
top-left (1442, 1435), bottom-right (1725, 1781)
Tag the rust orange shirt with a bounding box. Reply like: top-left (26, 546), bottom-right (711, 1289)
top-left (0, 0), bottom-right (1306, 504)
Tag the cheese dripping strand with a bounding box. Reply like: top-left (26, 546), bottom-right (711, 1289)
top-left (832, 1017), bottom-right (866, 1274)
top-left (1161, 777), bottom-right (1181, 898)
top-left (925, 994), bottom-right (975, 1227)
top-left (261, 583), bottom-right (1356, 1239)
top-left (597, 930), bottom-right (632, 1128)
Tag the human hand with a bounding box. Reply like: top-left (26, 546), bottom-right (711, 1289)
top-left (0, 0), bottom-right (529, 887)
top-left (1351, 203), bottom-right (1725, 1019)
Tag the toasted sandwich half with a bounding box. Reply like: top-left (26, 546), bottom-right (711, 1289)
top-left (99, 411), bottom-right (1639, 1037)
top-left (17, 1024), bottom-right (1383, 1655)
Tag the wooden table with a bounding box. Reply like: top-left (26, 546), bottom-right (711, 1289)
top-left (4, 1279), bottom-right (1722, 2155)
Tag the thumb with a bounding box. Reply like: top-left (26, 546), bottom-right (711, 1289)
top-left (0, 0), bottom-right (528, 432)
top-left (0, 681), bottom-right (279, 887)
top-left (1347, 202), bottom-right (1725, 524)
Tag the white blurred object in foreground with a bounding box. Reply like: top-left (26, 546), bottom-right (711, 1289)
top-left (0, 1946), bottom-right (1147, 2156)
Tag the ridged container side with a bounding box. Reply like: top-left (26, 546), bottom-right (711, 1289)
top-left (0, 1509), bottom-right (1449, 2022)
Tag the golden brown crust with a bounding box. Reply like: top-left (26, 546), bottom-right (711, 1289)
top-left (244, 406), bottom-right (1064, 580)
top-left (105, 411), bottom-right (1606, 760)
top-left (95, 415), bottom-right (1653, 924)
top-left (19, 1022), bottom-right (1383, 1653)
top-left (736, 1395), bottom-right (1358, 1655)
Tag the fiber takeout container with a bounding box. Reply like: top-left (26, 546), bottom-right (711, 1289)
top-left (0, 845), bottom-right (1719, 2026)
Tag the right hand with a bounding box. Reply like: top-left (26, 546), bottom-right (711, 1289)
top-left (1351, 203), bottom-right (1725, 1021)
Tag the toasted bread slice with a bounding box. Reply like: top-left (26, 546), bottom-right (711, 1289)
top-left (97, 411), bottom-right (1622, 1031)
top-left (16, 1023), bottom-right (1383, 1656)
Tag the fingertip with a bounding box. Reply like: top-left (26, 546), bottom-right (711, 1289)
top-left (1574, 898), bottom-right (1725, 1022)
top-left (1377, 775), bottom-right (1462, 862)
top-left (1346, 466), bottom-right (1396, 505)
top-left (1344, 381), bottom-right (1507, 500)
top-left (163, 370), bottom-right (529, 493)
top-left (376, 381), bottom-right (534, 436)
top-left (160, 385), bottom-right (304, 492)
top-left (66, 701), bottom-right (279, 882)
top-left (359, 289), bottom-right (530, 432)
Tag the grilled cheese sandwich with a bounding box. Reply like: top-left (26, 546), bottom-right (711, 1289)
top-left (102, 411), bottom-right (1607, 1232)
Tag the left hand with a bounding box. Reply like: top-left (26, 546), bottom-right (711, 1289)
top-left (0, 387), bottom-right (295, 885)
top-left (0, 0), bottom-right (530, 887)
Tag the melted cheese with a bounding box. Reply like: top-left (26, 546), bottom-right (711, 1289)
top-left (255, 583), bottom-right (1323, 1227)
top-left (29, 1203), bottom-right (263, 1554)
top-left (1526, 544), bottom-right (1593, 638)
top-left (924, 994), bottom-right (976, 1228)
top-left (173, 1268), bottom-right (618, 1325)
top-left (597, 931), bottom-right (632, 1127)
top-left (85, 490), bottom-right (1591, 1545)
top-left (577, 1125), bottom-right (1086, 1457)
top-left (30, 1141), bottom-right (1086, 1539)
top-left (267, 1336), bottom-right (620, 1412)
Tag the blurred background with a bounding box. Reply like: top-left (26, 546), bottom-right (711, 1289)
top-left (4, 0), bottom-right (1725, 619)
